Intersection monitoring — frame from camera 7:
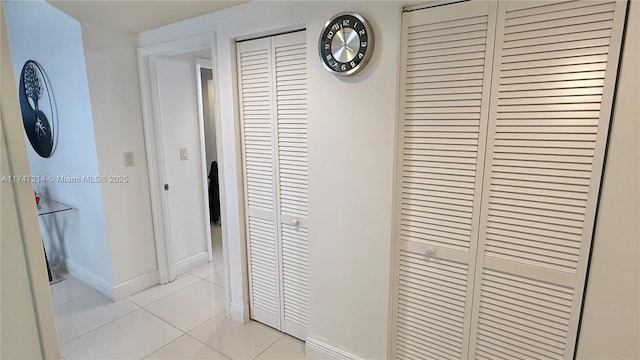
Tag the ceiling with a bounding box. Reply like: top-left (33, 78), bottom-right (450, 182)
top-left (47, 0), bottom-right (249, 34)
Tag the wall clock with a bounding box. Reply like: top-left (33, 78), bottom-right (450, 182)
top-left (318, 12), bottom-right (374, 76)
top-left (18, 60), bottom-right (57, 158)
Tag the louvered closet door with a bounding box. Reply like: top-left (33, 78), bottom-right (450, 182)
top-left (391, 2), bottom-right (497, 359)
top-left (238, 30), bottom-right (309, 340)
top-left (237, 37), bottom-right (281, 330)
top-left (273, 31), bottom-right (309, 340)
top-left (469, 1), bottom-right (627, 359)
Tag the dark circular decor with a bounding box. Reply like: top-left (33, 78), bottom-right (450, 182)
top-left (319, 12), bottom-right (374, 76)
top-left (19, 60), bottom-right (57, 158)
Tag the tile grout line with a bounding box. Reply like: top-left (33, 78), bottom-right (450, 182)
top-left (137, 307), bottom-right (188, 359)
top-left (139, 277), bottom-right (212, 307)
top-left (186, 332), bottom-right (234, 360)
top-left (129, 273), bottom-right (201, 307)
top-left (58, 299), bottom-right (142, 346)
top-left (138, 333), bottom-right (187, 360)
top-left (52, 287), bottom-right (98, 310)
top-left (251, 332), bottom-right (285, 360)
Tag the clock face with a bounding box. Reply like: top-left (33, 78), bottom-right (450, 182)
top-left (319, 12), bottom-right (374, 76)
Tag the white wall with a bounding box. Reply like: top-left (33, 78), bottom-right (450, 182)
top-left (1, 3), bottom-right (60, 356)
top-left (4, 0), bottom-right (113, 287)
top-left (81, 23), bottom-right (158, 288)
top-left (576, 1), bottom-right (640, 358)
top-left (154, 55), bottom-right (209, 267)
top-left (140, 2), bottom-right (401, 358)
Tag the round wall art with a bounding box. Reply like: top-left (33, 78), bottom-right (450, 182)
top-left (19, 60), bottom-right (57, 158)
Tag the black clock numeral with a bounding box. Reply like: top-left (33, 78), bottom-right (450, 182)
top-left (343, 19), bottom-right (350, 26)
top-left (326, 54), bottom-right (333, 61)
top-left (341, 63), bottom-right (348, 71)
top-left (359, 29), bottom-right (366, 36)
top-left (361, 41), bottom-right (367, 48)
top-left (332, 23), bottom-right (340, 31)
top-left (324, 43), bottom-right (330, 50)
top-left (358, 53), bottom-right (364, 59)
top-left (350, 61), bottom-right (356, 68)
top-left (354, 22), bottom-right (359, 29)
top-left (327, 31), bottom-right (334, 40)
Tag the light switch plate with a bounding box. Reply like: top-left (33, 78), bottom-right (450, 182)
top-left (124, 152), bottom-right (135, 166)
top-left (180, 148), bottom-right (189, 160)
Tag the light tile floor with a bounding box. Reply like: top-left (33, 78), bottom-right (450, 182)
top-left (51, 225), bottom-right (309, 360)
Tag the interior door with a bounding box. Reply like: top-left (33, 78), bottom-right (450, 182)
top-left (469, 1), bottom-right (628, 358)
top-left (237, 37), bottom-right (282, 330)
top-left (390, 2), bottom-right (497, 358)
top-left (237, 30), bottom-right (309, 340)
top-left (151, 55), bottom-right (210, 280)
top-left (273, 30), bottom-right (309, 340)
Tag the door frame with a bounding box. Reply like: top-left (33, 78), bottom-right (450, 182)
top-left (137, 33), bottom-right (225, 301)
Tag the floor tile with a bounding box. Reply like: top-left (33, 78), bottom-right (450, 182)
top-left (144, 280), bottom-right (226, 332)
top-left (144, 334), bottom-right (228, 359)
top-left (189, 314), bottom-right (282, 360)
top-left (54, 291), bottom-right (139, 344)
top-left (189, 261), bottom-right (225, 279)
top-left (257, 335), bottom-right (308, 359)
top-left (61, 309), bottom-right (182, 360)
top-left (50, 276), bottom-right (96, 307)
top-left (205, 270), bottom-right (226, 288)
top-left (128, 273), bottom-right (201, 307)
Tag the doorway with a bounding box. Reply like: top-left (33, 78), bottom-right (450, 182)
top-left (137, 34), bottom-right (230, 316)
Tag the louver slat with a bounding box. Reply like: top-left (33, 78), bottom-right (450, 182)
top-left (470, 1), bottom-right (627, 358)
top-left (393, 2), bottom-right (497, 359)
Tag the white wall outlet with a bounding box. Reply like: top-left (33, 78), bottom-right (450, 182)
top-left (180, 147), bottom-right (189, 160)
top-left (124, 151), bottom-right (135, 166)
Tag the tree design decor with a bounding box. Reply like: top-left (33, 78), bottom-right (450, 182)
top-left (18, 60), bottom-right (57, 158)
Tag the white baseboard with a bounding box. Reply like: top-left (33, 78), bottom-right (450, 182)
top-left (175, 252), bottom-right (209, 276)
top-left (65, 259), bottom-right (114, 300)
top-left (305, 337), bottom-right (364, 360)
top-left (113, 270), bottom-right (159, 301)
top-left (229, 302), bottom-right (250, 323)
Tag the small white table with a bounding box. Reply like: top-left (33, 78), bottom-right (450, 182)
top-left (37, 197), bottom-right (72, 284)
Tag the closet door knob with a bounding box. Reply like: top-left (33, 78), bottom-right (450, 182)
top-left (291, 219), bottom-right (300, 226)
top-left (424, 247), bottom-right (436, 261)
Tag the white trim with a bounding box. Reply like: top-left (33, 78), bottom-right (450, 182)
top-left (305, 337), bottom-right (364, 360)
top-left (65, 259), bottom-right (115, 300)
top-left (229, 302), bottom-right (250, 323)
top-left (175, 252), bottom-right (209, 276)
top-left (148, 55), bottom-right (177, 283)
top-left (113, 271), bottom-right (159, 301)
top-left (137, 51), bottom-right (171, 285)
top-left (195, 57), bottom-right (214, 263)
top-left (138, 32), bottom-right (213, 57)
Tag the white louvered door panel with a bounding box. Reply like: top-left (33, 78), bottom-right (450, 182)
top-left (391, 2), bottom-right (497, 359)
top-left (274, 31), bottom-right (309, 340)
top-left (237, 37), bottom-right (281, 330)
top-left (469, 1), bottom-right (628, 359)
